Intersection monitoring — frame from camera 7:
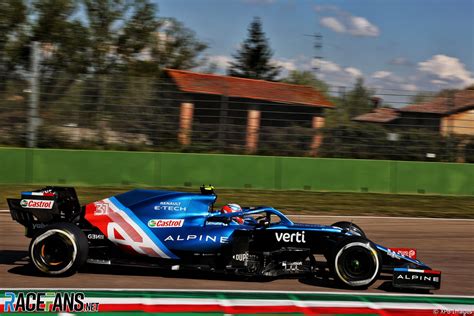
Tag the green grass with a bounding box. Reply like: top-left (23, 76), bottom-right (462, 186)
top-left (1, 185), bottom-right (473, 218)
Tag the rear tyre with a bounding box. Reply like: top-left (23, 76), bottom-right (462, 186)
top-left (330, 237), bottom-right (381, 289)
top-left (331, 221), bottom-right (366, 238)
top-left (29, 223), bottom-right (88, 276)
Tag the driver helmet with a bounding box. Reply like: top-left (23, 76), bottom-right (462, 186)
top-left (221, 203), bottom-right (244, 224)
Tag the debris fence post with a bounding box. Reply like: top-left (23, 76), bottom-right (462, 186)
top-left (27, 41), bottom-right (40, 148)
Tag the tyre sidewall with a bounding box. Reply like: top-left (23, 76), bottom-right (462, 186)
top-left (330, 237), bottom-right (381, 289)
top-left (29, 222), bottom-right (88, 276)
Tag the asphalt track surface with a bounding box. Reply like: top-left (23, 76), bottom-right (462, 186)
top-left (1, 213), bottom-right (473, 295)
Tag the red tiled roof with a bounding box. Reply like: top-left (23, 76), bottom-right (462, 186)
top-left (353, 107), bottom-right (399, 123)
top-left (166, 69), bottom-right (333, 107)
top-left (398, 90), bottom-right (474, 114)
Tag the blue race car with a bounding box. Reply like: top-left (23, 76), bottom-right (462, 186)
top-left (7, 186), bottom-right (441, 290)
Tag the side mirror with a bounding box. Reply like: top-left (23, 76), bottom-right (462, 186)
top-left (257, 219), bottom-right (270, 228)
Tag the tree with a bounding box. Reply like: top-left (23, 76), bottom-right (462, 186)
top-left (80, 0), bottom-right (209, 146)
top-left (409, 92), bottom-right (434, 104)
top-left (318, 123), bottom-right (459, 162)
top-left (150, 18), bottom-right (208, 71)
top-left (0, 0), bottom-right (209, 148)
top-left (228, 17), bottom-right (281, 80)
top-left (1, 0), bottom-right (207, 81)
top-left (82, 1), bottom-right (207, 76)
top-left (343, 77), bottom-right (374, 119)
top-left (282, 70), bottom-right (329, 94)
top-left (0, 1), bottom-right (27, 52)
top-left (323, 77), bottom-right (374, 127)
top-left (117, 0), bottom-right (160, 69)
top-left (0, 0), bottom-right (27, 93)
top-left (32, 0), bottom-right (90, 102)
top-left (83, 0), bottom-right (131, 75)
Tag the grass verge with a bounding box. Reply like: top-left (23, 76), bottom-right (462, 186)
top-left (1, 185), bottom-right (473, 218)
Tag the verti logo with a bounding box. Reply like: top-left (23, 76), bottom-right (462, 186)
top-left (275, 231), bottom-right (306, 243)
top-left (3, 291), bottom-right (99, 312)
top-left (20, 199), bottom-right (54, 209)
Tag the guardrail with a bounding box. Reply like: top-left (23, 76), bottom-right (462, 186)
top-left (1, 147), bottom-right (474, 195)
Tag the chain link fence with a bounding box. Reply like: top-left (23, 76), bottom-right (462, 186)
top-left (1, 69), bottom-right (474, 163)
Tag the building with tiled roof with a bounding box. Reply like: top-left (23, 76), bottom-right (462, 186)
top-left (398, 90), bottom-right (474, 115)
top-left (353, 107), bottom-right (399, 124)
top-left (163, 69), bottom-right (333, 154)
top-left (167, 69), bottom-right (333, 108)
top-left (353, 90), bottom-right (474, 136)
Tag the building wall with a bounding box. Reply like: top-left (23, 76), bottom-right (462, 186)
top-left (398, 113), bottom-right (442, 132)
top-left (441, 109), bottom-right (474, 136)
top-left (181, 93), bottom-right (325, 150)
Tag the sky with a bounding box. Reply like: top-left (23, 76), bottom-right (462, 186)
top-left (157, 0), bottom-right (474, 94)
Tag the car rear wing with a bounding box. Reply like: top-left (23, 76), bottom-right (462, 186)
top-left (7, 187), bottom-right (82, 237)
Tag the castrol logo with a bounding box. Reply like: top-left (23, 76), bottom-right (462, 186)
top-left (20, 199), bottom-right (55, 209)
top-left (148, 219), bottom-right (184, 228)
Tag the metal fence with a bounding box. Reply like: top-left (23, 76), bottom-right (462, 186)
top-left (1, 69), bottom-right (474, 163)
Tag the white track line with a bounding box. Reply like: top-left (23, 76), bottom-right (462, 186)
top-left (1, 288), bottom-right (473, 299)
top-left (1, 209), bottom-right (473, 221)
top-left (287, 214), bottom-right (474, 221)
top-left (1, 297), bottom-right (471, 311)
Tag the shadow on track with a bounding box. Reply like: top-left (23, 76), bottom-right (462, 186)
top-left (0, 250), bottom-right (29, 265)
top-left (299, 272), bottom-right (432, 294)
top-left (377, 281), bottom-right (431, 294)
top-left (297, 274), bottom-right (389, 291)
top-left (0, 250), bottom-right (54, 278)
top-left (81, 264), bottom-right (276, 283)
top-left (3, 252), bottom-right (432, 294)
top-left (6, 259), bottom-right (275, 283)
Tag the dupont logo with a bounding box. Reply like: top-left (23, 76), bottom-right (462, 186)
top-left (148, 219), bottom-right (184, 228)
top-left (20, 199), bottom-right (54, 209)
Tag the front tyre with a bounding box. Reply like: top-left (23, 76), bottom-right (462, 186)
top-left (29, 223), bottom-right (88, 276)
top-left (330, 237), bottom-right (381, 289)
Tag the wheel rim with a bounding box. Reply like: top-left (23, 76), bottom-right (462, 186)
top-left (340, 248), bottom-right (374, 279)
top-left (334, 241), bottom-right (379, 287)
top-left (31, 229), bottom-right (77, 275)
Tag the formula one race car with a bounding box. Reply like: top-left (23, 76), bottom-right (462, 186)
top-left (7, 186), bottom-right (441, 290)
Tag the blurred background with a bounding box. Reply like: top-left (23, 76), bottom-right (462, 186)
top-left (1, 0), bottom-right (473, 162)
top-left (2, 2), bottom-right (474, 300)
